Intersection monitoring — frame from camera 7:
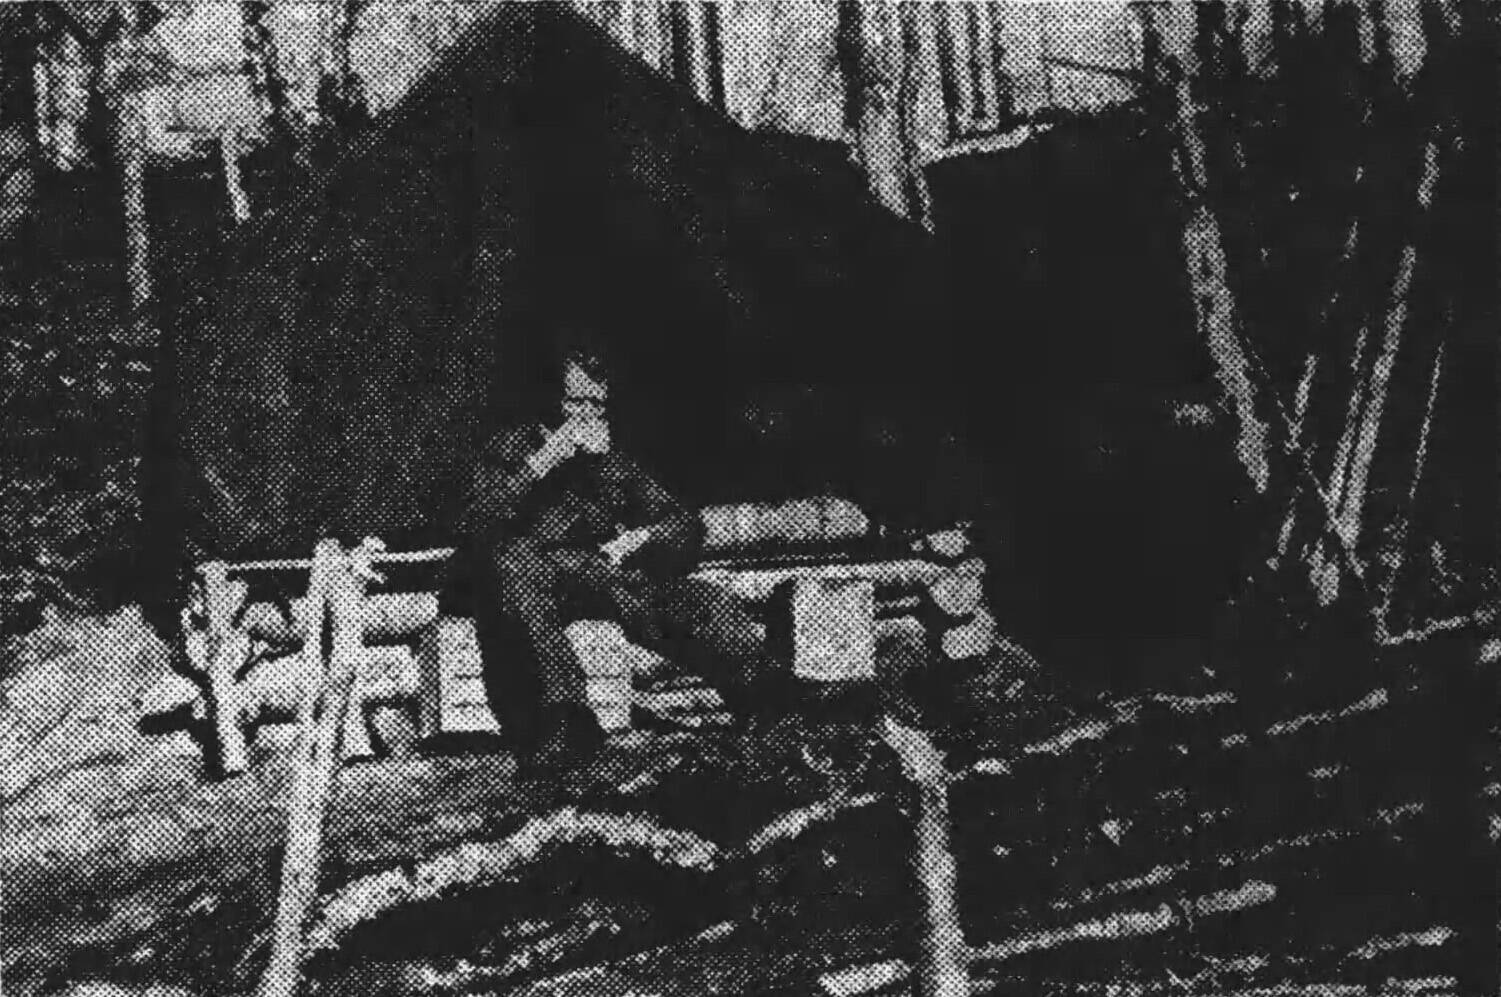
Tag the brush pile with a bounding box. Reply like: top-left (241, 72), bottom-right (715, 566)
top-left (942, 603), bottom-right (1495, 996)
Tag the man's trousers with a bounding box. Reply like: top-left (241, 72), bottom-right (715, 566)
top-left (473, 534), bottom-right (778, 746)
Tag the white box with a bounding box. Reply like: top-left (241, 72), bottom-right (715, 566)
top-left (792, 577), bottom-right (876, 682)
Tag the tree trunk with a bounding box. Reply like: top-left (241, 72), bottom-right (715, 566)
top-left (839, 0), bottom-right (930, 226)
top-left (242, 0), bottom-right (294, 140)
top-left (1336, 142), bottom-right (1439, 549)
top-left (0, 5), bottom-right (40, 251)
top-left (1378, 340), bottom-right (1447, 630)
top-left (1166, 54), bottom-right (1270, 494)
top-left (318, 0), bottom-right (368, 129)
top-left (667, 2), bottom-right (724, 110)
top-left (102, 2), bottom-right (153, 346)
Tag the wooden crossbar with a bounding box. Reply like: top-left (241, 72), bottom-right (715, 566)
top-left (214, 546), bottom-right (458, 575)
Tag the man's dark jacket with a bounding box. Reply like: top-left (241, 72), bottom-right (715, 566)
top-left (455, 421), bottom-right (705, 579)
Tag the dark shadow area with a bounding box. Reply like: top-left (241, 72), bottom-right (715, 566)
top-left (928, 110), bottom-right (1257, 696)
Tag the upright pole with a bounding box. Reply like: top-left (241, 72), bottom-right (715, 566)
top-left (259, 539), bottom-right (378, 997)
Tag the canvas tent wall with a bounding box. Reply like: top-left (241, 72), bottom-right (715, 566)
top-left (142, 1), bottom-right (943, 612)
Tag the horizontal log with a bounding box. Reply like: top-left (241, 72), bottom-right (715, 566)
top-left (306, 807), bottom-right (722, 953)
top-left (504, 922), bottom-right (739, 997)
top-left (699, 497), bottom-right (870, 550)
top-left (694, 558), bottom-right (942, 602)
top-left (819, 959), bottom-right (910, 996)
top-left (240, 593), bottom-right (439, 645)
top-left (921, 528), bottom-right (971, 560)
top-left (735, 791), bottom-right (884, 859)
top-left (970, 879), bottom-right (1276, 964)
top-left (986, 799), bottom-right (1433, 934)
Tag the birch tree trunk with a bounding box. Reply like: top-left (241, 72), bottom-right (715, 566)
top-left (1335, 140), bottom-right (1441, 550)
top-left (1170, 62), bottom-right (1270, 494)
top-left (318, 0), bottom-right (368, 129)
top-left (668, 2), bottom-right (724, 110)
top-left (102, 2), bottom-right (153, 346)
top-left (839, 0), bottom-right (931, 227)
top-left (242, 0), bottom-right (294, 141)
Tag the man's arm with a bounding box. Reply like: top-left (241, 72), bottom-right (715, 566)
top-left (615, 455), bottom-right (705, 573)
top-left (456, 423), bottom-right (570, 536)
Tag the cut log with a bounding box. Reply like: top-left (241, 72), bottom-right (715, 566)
top-left (240, 592), bottom-right (439, 646)
top-left (789, 576), bottom-right (876, 681)
top-left (927, 566), bottom-right (986, 618)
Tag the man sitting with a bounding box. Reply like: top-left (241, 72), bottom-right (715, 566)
top-left (455, 343), bottom-right (799, 776)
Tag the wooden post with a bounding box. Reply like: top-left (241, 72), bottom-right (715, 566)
top-left (200, 561), bottom-right (251, 776)
top-left (259, 538), bottom-right (371, 997)
top-left (882, 719), bottom-right (967, 997)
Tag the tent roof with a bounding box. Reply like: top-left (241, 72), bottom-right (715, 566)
top-left (144, 1), bottom-right (943, 584)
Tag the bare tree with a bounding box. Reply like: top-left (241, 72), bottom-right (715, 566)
top-left (0, 4), bottom-right (41, 271)
top-left (241, 0), bottom-right (294, 141)
top-left (836, 0), bottom-right (931, 226)
top-left (99, 2), bottom-right (158, 346)
top-left (317, 0), bottom-right (370, 131)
